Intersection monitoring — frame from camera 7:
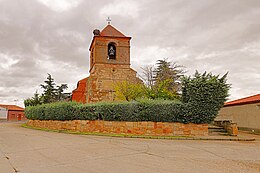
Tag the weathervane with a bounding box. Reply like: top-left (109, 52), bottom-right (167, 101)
top-left (106, 17), bottom-right (111, 25)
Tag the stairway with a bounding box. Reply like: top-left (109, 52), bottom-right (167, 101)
top-left (208, 124), bottom-right (228, 136)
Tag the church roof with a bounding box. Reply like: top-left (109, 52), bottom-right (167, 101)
top-left (100, 24), bottom-right (126, 37)
top-left (224, 94), bottom-right (260, 107)
top-left (89, 24), bottom-right (130, 51)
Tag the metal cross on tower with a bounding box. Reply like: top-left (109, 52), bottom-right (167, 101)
top-left (106, 17), bottom-right (111, 25)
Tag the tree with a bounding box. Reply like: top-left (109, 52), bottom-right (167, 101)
top-left (24, 91), bottom-right (43, 107)
top-left (56, 84), bottom-right (68, 101)
top-left (141, 65), bottom-right (154, 89)
top-left (24, 74), bottom-right (70, 107)
top-left (40, 73), bottom-right (57, 103)
top-left (181, 71), bottom-right (230, 123)
top-left (153, 59), bottom-right (185, 94)
top-left (141, 59), bottom-right (185, 100)
top-left (32, 90), bottom-right (42, 105)
top-left (114, 81), bottom-right (145, 101)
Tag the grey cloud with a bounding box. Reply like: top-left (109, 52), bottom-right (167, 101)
top-left (0, 0), bottom-right (259, 107)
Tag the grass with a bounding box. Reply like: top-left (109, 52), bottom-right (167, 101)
top-left (240, 130), bottom-right (260, 136)
top-left (21, 124), bottom-right (193, 140)
top-left (252, 132), bottom-right (260, 135)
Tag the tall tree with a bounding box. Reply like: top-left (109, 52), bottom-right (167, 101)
top-left (141, 59), bottom-right (185, 100)
top-left (153, 59), bottom-right (185, 94)
top-left (40, 73), bottom-right (57, 103)
top-left (24, 74), bottom-right (70, 107)
top-left (141, 65), bottom-right (154, 89)
top-left (32, 90), bottom-right (42, 105)
top-left (56, 84), bottom-right (68, 101)
top-left (24, 91), bottom-right (42, 107)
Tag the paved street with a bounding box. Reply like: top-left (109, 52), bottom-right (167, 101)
top-left (0, 122), bottom-right (259, 173)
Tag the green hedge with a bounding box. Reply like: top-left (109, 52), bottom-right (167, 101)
top-left (25, 71), bottom-right (230, 124)
top-left (24, 99), bottom-right (214, 124)
top-left (25, 100), bottom-right (196, 123)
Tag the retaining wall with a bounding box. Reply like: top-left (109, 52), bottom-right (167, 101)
top-left (27, 120), bottom-right (208, 136)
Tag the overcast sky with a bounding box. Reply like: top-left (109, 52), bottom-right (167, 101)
top-left (0, 0), bottom-right (259, 107)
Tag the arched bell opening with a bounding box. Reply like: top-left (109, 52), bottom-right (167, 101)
top-left (108, 42), bottom-right (116, 59)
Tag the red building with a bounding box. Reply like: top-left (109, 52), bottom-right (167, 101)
top-left (0, 104), bottom-right (26, 121)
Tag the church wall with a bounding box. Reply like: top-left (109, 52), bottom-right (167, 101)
top-left (71, 78), bottom-right (88, 103)
top-left (86, 64), bottom-right (140, 103)
top-left (92, 37), bottom-right (130, 68)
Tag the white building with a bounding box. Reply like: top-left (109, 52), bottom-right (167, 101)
top-left (0, 106), bottom-right (8, 120)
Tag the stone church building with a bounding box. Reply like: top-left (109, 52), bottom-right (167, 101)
top-left (72, 24), bottom-right (140, 103)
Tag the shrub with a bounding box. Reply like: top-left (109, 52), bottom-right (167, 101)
top-left (25, 100), bottom-right (189, 123)
top-left (181, 71), bottom-right (230, 123)
top-left (25, 102), bottom-right (79, 121)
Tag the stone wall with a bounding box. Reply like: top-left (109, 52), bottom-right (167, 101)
top-left (27, 120), bottom-right (208, 136)
top-left (86, 64), bottom-right (141, 103)
top-left (214, 120), bottom-right (238, 136)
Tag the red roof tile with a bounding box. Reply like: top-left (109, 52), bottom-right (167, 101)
top-left (224, 94), bottom-right (260, 107)
top-left (100, 25), bottom-right (126, 37)
top-left (0, 104), bottom-right (24, 111)
top-left (89, 24), bottom-right (131, 51)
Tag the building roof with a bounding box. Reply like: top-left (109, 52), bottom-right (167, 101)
top-left (0, 104), bottom-right (24, 111)
top-left (89, 24), bottom-right (131, 51)
top-left (100, 24), bottom-right (126, 37)
top-left (224, 94), bottom-right (260, 107)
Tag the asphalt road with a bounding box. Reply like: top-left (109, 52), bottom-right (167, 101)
top-left (0, 122), bottom-right (259, 173)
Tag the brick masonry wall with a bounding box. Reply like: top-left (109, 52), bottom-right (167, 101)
top-left (27, 120), bottom-right (208, 136)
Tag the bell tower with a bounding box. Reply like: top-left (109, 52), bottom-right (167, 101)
top-left (89, 24), bottom-right (131, 73)
top-left (72, 23), bottom-right (140, 103)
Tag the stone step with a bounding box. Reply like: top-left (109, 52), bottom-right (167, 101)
top-left (208, 128), bottom-right (227, 133)
top-left (208, 125), bottom-right (224, 129)
top-left (208, 124), bottom-right (228, 135)
top-left (209, 131), bottom-right (229, 136)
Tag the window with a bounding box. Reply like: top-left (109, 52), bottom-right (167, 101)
top-left (108, 43), bottom-right (116, 59)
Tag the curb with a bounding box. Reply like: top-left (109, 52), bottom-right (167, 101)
top-left (191, 137), bottom-right (255, 141)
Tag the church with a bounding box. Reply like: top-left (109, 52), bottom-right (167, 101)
top-left (71, 22), bottom-right (140, 103)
